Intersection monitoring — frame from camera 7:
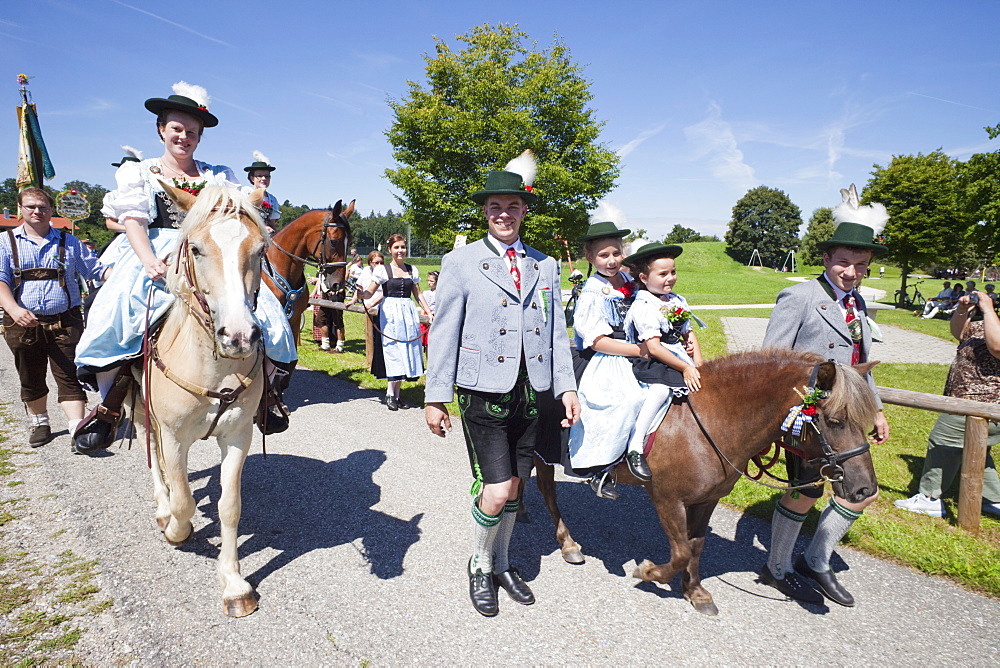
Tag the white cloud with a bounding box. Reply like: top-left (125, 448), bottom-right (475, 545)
top-left (683, 102), bottom-right (755, 192)
top-left (617, 122), bottom-right (667, 158)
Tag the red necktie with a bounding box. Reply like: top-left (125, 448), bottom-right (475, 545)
top-left (506, 247), bottom-right (521, 291)
top-left (843, 295), bottom-right (862, 364)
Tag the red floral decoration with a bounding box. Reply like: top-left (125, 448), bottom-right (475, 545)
top-left (261, 200), bottom-right (272, 210)
top-left (524, 185), bottom-right (533, 192)
top-left (618, 281), bottom-right (635, 299)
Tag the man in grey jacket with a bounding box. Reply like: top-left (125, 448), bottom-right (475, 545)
top-left (425, 156), bottom-right (579, 617)
top-left (759, 185), bottom-right (890, 608)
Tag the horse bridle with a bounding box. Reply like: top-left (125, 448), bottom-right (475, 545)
top-left (686, 362), bottom-right (870, 491)
top-left (266, 209), bottom-right (351, 317)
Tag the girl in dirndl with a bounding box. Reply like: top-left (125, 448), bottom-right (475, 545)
top-left (622, 242), bottom-right (704, 482)
top-left (566, 222), bottom-right (646, 499)
top-left (358, 234), bottom-right (433, 411)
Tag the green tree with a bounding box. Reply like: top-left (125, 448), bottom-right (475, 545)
top-left (864, 150), bottom-right (963, 292)
top-left (724, 186), bottom-right (802, 266)
top-left (277, 200), bottom-right (310, 230)
top-left (958, 125), bottom-right (1000, 265)
top-left (662, 224), bottom-right (719, 244)
top-left (799, 207), bottom-right (835, 266)
top-left (623, 228), bottom-right (647, 243)
top-left (385, 23), bottom-right (620, 256)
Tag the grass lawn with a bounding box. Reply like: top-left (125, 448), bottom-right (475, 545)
top-left (298, 241), bottom-right (1000, 597)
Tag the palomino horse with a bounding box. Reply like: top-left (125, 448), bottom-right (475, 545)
top-left (534, 349), bottom-right (879, 615)
top-left (131, 183), bottom-right (268, 617)
top-left (263, 201), bottom-right (354, 344)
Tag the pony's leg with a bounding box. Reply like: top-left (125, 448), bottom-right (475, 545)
top-left (680, 501), bottom-right (720, 616)
top-left (158, 431), bottom-right (195, 545)
top-left (215, 432), bottom-right (257, 617)
top-left (533, 454), bottom-right (584, 564)
top-left (632, 484), bottom-right (690, 588)
top-left (147, 421), bottom-right (173, 532)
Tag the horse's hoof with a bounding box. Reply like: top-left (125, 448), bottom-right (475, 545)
top-left (562, 547), bottom-right (585, 565)
top-left (223, 592), bottom-right (258, 618)
top-left (164, 521), bottom-right (193, 545)
top-left (632, 559), bottom-right (655, 581)
top-left (691, 599), bottom-right (719, 616)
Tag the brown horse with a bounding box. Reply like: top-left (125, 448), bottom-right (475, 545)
top-left (534, 349), bottom-right (879, 615)
top-left (263, 200), bottom-right (354, 344)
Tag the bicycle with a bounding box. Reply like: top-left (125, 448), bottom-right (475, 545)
top-left (894, 281), bottom-right (926, 309)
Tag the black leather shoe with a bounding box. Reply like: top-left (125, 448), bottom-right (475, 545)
top-left (493, 569), bottom-right (535, 605)
top-left (397, 399), bottom-right (411, 410)
top-left (261, 407), bottom-right (289, 435)
top-left (626, 451), bottom-right (653, 481)
top-left (29, 425), bottom-right (53, 447)
top-left (386, 396), bottom-right (399, 411)
top-left (588, 471), bottom-right (618, 500)
top-left (468, 560), bottom-right (498, 617)
top-left (758, 565), bottom-right (824, 605)
top-left (795, 554), bottom-right (855, 607)
top-left (72, 420), bottom-right (114, 454)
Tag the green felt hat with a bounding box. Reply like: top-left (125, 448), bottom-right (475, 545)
top-left (471, 170), bottom-right (537, 205)
top-left (244, 160), bottom-right (276, 174)
top-left (816, 222), bottom-right (888, 257)
top-left (111, 155), bottom-right (140, 168)
top-left (578, 221), bottom-right (631, 242)
top-left (144, 90), bottom-right (218, 128)
top-left (623, 241), bottom-right (684, 267)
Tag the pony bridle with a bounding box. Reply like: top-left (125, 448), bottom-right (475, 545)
top-left (313, 210), bottom-right (351, 281)
top-left (783, 363), bottom-right (871, 485)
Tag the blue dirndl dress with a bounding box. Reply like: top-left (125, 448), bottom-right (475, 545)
top-left (567, 273), bottom-right (645, 470)
top-left (75, 158), bottom-right (296, 376)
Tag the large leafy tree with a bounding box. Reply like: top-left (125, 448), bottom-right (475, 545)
top-left (799, 207), bottom-right (835, 266)
top-left (385, 23), bottom-right (620, 256)
top-left (724, 186), bottom-right (802, 266)
top-left (864, 150), bottom-right (964, 291)
top-left (662, 224), bottom-right (719, 244)
top-left (957, 124), bottom-right (1000, 266)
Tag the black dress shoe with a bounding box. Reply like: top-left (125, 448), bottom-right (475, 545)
top-left (588, 471), bottom-right (618, 500)
top-left (468, 560), bottom-right (498, 617)
top-left (397, 399), bottom-right (411, 409)
top-left (260, 407), bottom-right (289, 435)
top-left (29, 424), bottom-right (53, 448)
top-left (493, 569), bottom-right (535, 605)
top-left (795, 554), bottom-right (855, 607)
top-left (386, 396), bottom-right (399, 411)
top-left (758, 565), bottom-right (824, 605)
top-left (72, 420), bottom-right (114, 454)
top-left (626, 451), bottom-right (653, 481)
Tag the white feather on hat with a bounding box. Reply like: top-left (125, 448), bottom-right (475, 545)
top-left (252, 150), bottom-right (271, 165)
top-left (589, 200), bottom-right (627, 226)
top-left (624, 237), bottom-right (650, 256)
top-left (832, 183), bottom-right (889, 234)
top-left (120, 145), bottom-right (143, 160)
top-left (504, 150), bottom-right (537, 186)
top-left (172, 81), bottom-right (210, 109)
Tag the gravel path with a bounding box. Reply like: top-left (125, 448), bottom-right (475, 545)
top-left (1, 341), bottom-right (995, 664)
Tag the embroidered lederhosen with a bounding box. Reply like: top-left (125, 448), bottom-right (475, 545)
top-left (6, 229), bottom-right (70, 303)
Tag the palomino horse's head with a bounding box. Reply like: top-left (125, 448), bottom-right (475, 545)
top-left (312, 199), bottom-right (354, 295)
top-left (799, 359), bottom-right (880, 503)
top-left (161, 182), bottom-right (268, 359)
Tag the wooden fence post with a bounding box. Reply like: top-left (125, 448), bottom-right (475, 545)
top-left (958, 416), bottom-right (989, 533)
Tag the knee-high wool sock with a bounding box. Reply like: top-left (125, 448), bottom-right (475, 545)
top-left (469, 500), bottom-right (501, 574)
top-left (491, 500), bottom-right (521, 573)
top-left (804, 498), bottom-right (861, 572)
top-left (628, 384), bottom-right (672, 455)
top-left (768, 503), bottom-right (807, 579)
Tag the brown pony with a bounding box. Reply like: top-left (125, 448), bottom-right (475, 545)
top-left (263, 200), bottom-right (354, 344)
top-left (534, 349), bottom-right (879, 615)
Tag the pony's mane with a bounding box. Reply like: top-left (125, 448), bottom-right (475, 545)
top-left (702, 348), bottom-right (877, 432)
top-left (179, 186), bottom-right (266, 238)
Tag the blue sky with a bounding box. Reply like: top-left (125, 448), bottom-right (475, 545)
top-left (3, 1), bottom-right (998, 240)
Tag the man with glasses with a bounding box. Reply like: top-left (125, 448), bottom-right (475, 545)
top-left (0, 188), bottom-right (109, 447)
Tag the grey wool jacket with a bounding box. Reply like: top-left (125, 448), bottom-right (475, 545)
top-left (424, 238), bottom-right (577, 404)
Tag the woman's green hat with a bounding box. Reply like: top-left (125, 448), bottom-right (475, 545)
top-left (471, 150), bottom-right (538, 205)
top-left (144, 81), bottom-right (218, 128)
top-left (624, 241), bottom-right (683, 267)
top-left (578, 221), bottom-right (631, 242)
top-left (244, 151), bottom-right (276, 174)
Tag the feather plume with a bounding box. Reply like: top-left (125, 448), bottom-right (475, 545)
top-left (120, 145), bottom-right (143, 161)
top-left (589, 200), bottom-right (627, 227)
top-left (252, 150), bottom-right (271, 165)
top-left (832, 183), bottom-right (889, 234)
top-left (504, 149), bottom-right (537, 186)
top-left (624, 238), bottom-right (650, 256)
top-left (172, 81), bottom-right (210, 109)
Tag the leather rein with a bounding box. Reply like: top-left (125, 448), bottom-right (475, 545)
top-left (264, 210), bottom-right (351, 318)
top-left (685, 362), bottom-right (871, 492)
top-left (141, 211), bottom-right (266, 466)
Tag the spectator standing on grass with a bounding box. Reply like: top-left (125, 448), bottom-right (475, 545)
top-left (896, 290), bottom-right (1000, 518)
